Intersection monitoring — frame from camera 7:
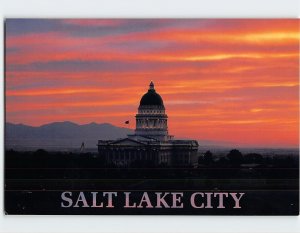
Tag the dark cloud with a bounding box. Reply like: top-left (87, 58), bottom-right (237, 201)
top-left (6, 19), bottom-right (64, 36)
top-left (5, 19), bottom-right (213, 38)
top-left (7, 59), bottom-right (214, 73)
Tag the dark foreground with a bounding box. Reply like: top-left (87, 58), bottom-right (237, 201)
top-left (5, 149), bottom-right (299, 215)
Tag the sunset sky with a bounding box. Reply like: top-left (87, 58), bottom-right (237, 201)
top-left (5, 19), bottom-right (299, 148)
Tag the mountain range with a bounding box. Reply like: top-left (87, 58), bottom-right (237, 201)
top-left (5, 121), bottom-right (133, 150)
top-left (5, 121), bottom-right (231, 152)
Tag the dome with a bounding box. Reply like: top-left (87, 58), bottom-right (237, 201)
top-left (139, 81), bottom-right (164, 106)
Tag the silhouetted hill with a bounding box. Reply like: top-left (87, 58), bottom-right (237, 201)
top-left (5, 121), bottom-right (133, 150)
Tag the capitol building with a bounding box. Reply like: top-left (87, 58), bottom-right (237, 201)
top-left (98, 81), bottom-right (199, 167)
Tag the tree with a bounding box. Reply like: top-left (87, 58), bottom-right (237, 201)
top-left (203, 150), bottom-right (213, 165)
top-left (227, 149), bottom-right (243, 165)
top-left (244, 153), bottom-right (263, 164)
top-left (33, 149), bottom-right (48, 156)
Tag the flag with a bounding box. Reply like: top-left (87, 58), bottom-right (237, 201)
top-left (125, 120), bottom-right (129, 124)
top-left (80, 142), bottom-right (85, 153)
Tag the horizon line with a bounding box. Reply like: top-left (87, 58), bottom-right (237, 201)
top-left (5, 120), bottom-right (299, 150)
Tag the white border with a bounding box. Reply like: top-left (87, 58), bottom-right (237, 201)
top-left (0, 0), bottom-right (299, 232)
top-left (1, 0), bottom-right (300, 17)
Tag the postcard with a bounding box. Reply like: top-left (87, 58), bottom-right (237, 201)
top-left (4, 19), bottom-right (299, 215)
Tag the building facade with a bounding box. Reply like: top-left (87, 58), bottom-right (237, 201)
top-left (98, 82), bottom-right (199, 167)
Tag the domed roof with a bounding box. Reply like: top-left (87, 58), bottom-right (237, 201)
top-left (139, 81), bottom-right (164, 106)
